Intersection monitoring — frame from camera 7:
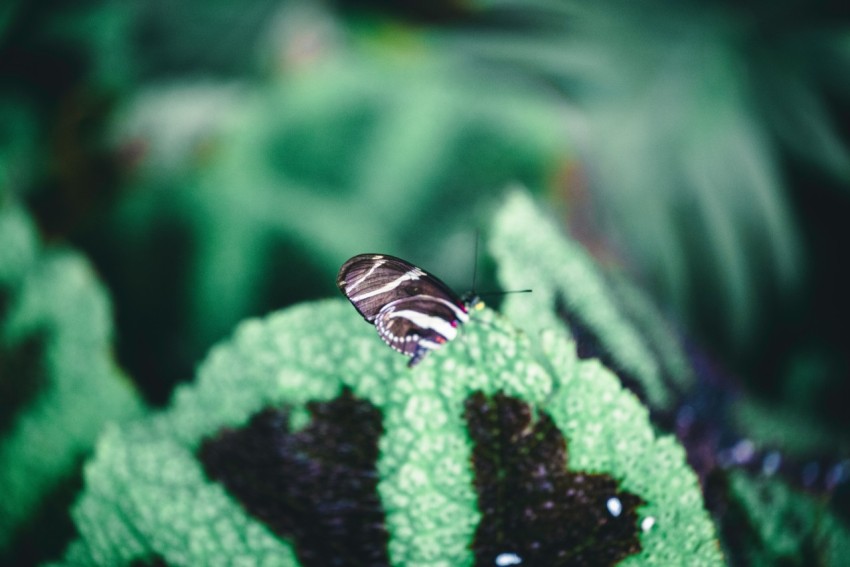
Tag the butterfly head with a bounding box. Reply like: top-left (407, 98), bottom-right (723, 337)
top-left (461, 292), bottom-right (485, 311)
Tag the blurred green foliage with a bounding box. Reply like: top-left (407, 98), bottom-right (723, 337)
top-left (720, 471), bottom-right (850, 565)
top-left (0, 204), bottom-right (144, 564)
top-left (2, 0), bottom-right (850, 564)
top-left (448, 0), bottom-right (850, 353)
top-left (75, 48), bottom-right (570, 402)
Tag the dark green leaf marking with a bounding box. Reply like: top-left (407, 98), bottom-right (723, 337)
top-left (1, 465), bottom-right (83, 566)
top-left (0, 331), bottom-right (48, 434)
top-left (198, 388), bottom-right (389, 566)
top-left (130, 555), bottom-right (169, 567)
top-left (0, 286), bottom-right (9, 321)
top-left (465, 391), bottom-right (644, 566)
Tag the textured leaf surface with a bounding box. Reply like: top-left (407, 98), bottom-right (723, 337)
top-left (491, 190), bottom-right (692, 409)
top-left (198, 390), bottom-right (390, 565)
top-left (0, 204), bottom-right (145, 555)
top-left (464, 391), bottom-right (645, 564)
top-left (61, 287), bottom-right (721, 565)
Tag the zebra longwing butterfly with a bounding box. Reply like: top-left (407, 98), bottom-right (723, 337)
top-left (337, 254), bottom-right (478, 367)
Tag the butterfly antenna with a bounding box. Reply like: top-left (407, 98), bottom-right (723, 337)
top-left (469, 230), bottom-right (532, 299)
top-left (477, 289), bottom-right (533, 297)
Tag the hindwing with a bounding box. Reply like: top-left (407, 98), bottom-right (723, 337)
top-left (374, 295), bottom-right (467, 356)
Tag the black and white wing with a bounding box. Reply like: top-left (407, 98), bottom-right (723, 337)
top-left (337, 254), bottom-right (470, 366)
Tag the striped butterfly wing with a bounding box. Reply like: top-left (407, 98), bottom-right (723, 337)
top-left (374, 295), bottom-right (468, 362)
top-left (337, 254), bottom-right (470, 366)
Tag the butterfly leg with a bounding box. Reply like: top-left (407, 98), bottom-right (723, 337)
top-left (408, 344), bottom-right (431, 367)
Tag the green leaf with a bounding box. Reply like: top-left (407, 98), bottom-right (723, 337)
top-left (0, 97), bottom-right (41, 196)
top-left (121, 0), bottom-right (282, 80)
top-left (40, 0), bottom-right (137, 90)
top-left (0, 0), bottom-right (21, 37)
top-left (491, 190), bottom-right (692, 409)
top-left (0, 203), bottom-right (145, 557)
top-left (720, 471), bottom-right (850, 566)
top-left (0, 202), bottom-right (38, 286)
top-left (59, 290), bottom-right (720, 564)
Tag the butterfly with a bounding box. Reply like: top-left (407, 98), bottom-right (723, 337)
top-left (337, 254), bottom-right (480, 367)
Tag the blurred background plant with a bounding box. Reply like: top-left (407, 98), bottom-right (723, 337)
top-left (2, 0), bottom-right (849, 564)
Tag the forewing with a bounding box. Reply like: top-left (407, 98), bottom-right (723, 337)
top-left (337, 254), bottom-right (462, 322)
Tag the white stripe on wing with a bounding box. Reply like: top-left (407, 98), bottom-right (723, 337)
top-left (345, 258), bottom-right (385, 293)
top-left (349, 268), bottom-right (425, 302)
top-left (386, 309), bottom-right (459, 341)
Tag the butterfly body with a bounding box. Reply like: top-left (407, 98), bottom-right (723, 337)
top-left (337, 254), bottom-right (475, 366)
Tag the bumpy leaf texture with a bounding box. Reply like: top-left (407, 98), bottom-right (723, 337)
top-left (0, 204), bottom-right (144, 558)
top-left (491, 190), bottom-right (694, 411)
top-left (57, 277), bottom-right (721, 564)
